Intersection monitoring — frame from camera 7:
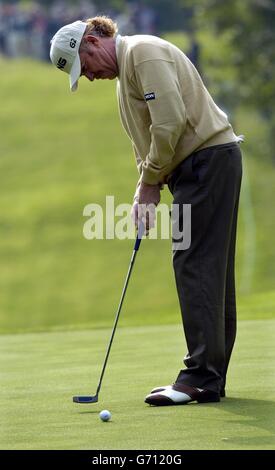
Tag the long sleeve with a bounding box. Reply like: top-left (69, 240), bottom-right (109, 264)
top-left (134, 59), bottom-right (187, 184)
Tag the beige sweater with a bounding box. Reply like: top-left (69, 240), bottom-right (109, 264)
top-left (116, 34), bottom-right (237, 185)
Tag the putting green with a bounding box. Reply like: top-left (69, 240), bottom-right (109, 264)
top-left (1, 319), bottom-right (274, 450)
top-left (1, 59), bottom-right (275, 335)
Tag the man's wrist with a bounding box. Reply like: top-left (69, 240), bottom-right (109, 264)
top-left (140, 181), bottom-right (161, 189)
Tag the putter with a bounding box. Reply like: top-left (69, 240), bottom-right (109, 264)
top-left (73, 222), bottom-right (145, 404)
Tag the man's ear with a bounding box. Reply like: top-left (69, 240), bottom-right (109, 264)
top-left (83, 35), bottom-right (99, 46)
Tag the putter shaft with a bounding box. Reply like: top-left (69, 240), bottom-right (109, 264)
top-left (73, 223), bottom-right (144, 403)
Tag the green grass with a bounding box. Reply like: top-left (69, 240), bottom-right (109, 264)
top-left (1, 39), bottom-right (274, 453)
top-left (0, 57), bottom-right (275, 334)
top-left (0, 58), bottom-right (177, 333)
top-left (1, 319), bottom-right (274, 450)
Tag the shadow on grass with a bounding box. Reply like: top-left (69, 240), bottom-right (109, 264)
top-left (75, 409), bottom-right (99, 414)
top-left (218, 397), bottom-right (275, 447)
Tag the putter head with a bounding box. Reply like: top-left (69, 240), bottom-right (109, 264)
top-left (73, 395), bottom-right (98, 404)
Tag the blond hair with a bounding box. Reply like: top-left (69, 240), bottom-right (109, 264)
top-left (84, 16), bottom-right (118, 38)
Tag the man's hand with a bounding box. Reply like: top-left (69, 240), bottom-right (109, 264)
top-left (131, 182), bottom-right (161, 233)
top-left (131, 201), bottom-right (156, 233)
top-left (138, 181), bottom-right (161, 206)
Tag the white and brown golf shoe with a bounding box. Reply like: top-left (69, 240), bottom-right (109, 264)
top-left (145, 383), bottom-right (221, 406)
top-left (150, 384), bottom-right (226, 398)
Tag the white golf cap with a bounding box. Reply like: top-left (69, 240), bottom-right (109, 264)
top-left (50, 20), bottom-right (87, 92)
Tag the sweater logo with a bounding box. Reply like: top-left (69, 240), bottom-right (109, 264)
top-left (144, 92), bottom-right (155, 101)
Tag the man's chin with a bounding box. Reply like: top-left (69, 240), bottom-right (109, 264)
top-left (95, 73), bottom-right (117, 80)
top-left (104, 74), bottom-right (116, 80)
top-left (102, 73), bottom-right (117, 80)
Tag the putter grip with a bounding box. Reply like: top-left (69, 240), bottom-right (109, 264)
top-left (134, 222), bottom-right (145, 251)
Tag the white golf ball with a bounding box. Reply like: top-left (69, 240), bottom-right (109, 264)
top-left (99, 410), bottom-right (111, 422)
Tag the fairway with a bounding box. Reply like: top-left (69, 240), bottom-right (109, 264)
top-left (1, 319), bottom-right (275, 450)
top-left (1, 52), bottom-right (275, 453)
top-left (1, 60), bottom-right (275, 335)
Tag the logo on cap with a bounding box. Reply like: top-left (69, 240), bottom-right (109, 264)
top-left (57, 57), bottom-right (67, 69)
top-left (70, 38), bottom-right (77, 48)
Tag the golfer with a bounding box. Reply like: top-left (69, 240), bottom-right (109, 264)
top-left (50, 16), bottom-right (243, 406)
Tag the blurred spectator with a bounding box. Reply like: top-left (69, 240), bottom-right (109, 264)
top-left (137, 4), bottom-right (156, 34)
top-left (0, 0), bottom-right (97, 60)
top-left (187, 30), bottom-right (201, 72)
top-left (0, 0), bottom-right (159, 61)
top-left (0, 3), bottom-right (8, 55)
top-left (131, 2), bottom-right (156, 35)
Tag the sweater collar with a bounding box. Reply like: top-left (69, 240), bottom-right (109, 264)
top-left (115, 34), bottom-right (123, 77)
